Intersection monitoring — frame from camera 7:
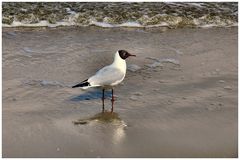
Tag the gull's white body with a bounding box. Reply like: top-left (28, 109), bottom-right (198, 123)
top-left (72, 50), bottom-right (135, 112)
top-left (82, 51), bottom-right (126, 89)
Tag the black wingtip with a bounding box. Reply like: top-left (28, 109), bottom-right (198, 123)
top-left (72, 79), bottom-right (90, 88)
top-left (72, 85), bottom-right (77, 88)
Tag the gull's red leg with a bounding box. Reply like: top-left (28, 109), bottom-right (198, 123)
top-left (102, 89), bottom-right (105, 112)
top-left (111, 89), bottom-right (114, 112)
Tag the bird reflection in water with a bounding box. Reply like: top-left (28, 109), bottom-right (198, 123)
top-left (73, 111), bottom-right (121, 125)
top-left (73, 111), bottom-right (127, 143)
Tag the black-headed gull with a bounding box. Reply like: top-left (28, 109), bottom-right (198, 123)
top-left (72, 50), bottom-right (136, 112)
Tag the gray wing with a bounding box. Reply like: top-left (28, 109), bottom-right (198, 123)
top-left (88, 66), bottom-right (125, 86)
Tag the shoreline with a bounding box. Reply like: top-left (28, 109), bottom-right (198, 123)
top-left (2, 24), bottom-right (238, 30)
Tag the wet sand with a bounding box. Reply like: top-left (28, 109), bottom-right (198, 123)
top-left (2, 27), bottom-right (238, 157)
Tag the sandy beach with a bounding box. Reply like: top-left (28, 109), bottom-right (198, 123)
top-left (2, 26), bottom-right (237, 157)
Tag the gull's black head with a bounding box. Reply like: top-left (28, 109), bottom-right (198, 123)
top-left (118, 50), bottom-right (136, 60)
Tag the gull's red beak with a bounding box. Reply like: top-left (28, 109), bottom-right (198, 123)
top-left (129, 53), bottom-right (136, 57)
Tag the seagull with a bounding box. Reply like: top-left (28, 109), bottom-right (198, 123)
top-left (72, 50), bottom-right (136, 112)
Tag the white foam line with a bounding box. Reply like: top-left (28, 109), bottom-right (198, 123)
top-left (2, 20), bottom-right (238, 28)
top-left (3, 20), bottom-right (74, 28)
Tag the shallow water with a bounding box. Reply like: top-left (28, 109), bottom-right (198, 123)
top-left (2, 27), bottom-right (238, 157)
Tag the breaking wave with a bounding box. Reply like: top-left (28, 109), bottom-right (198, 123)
top-left (2, 2), bottom-right (238, 28)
